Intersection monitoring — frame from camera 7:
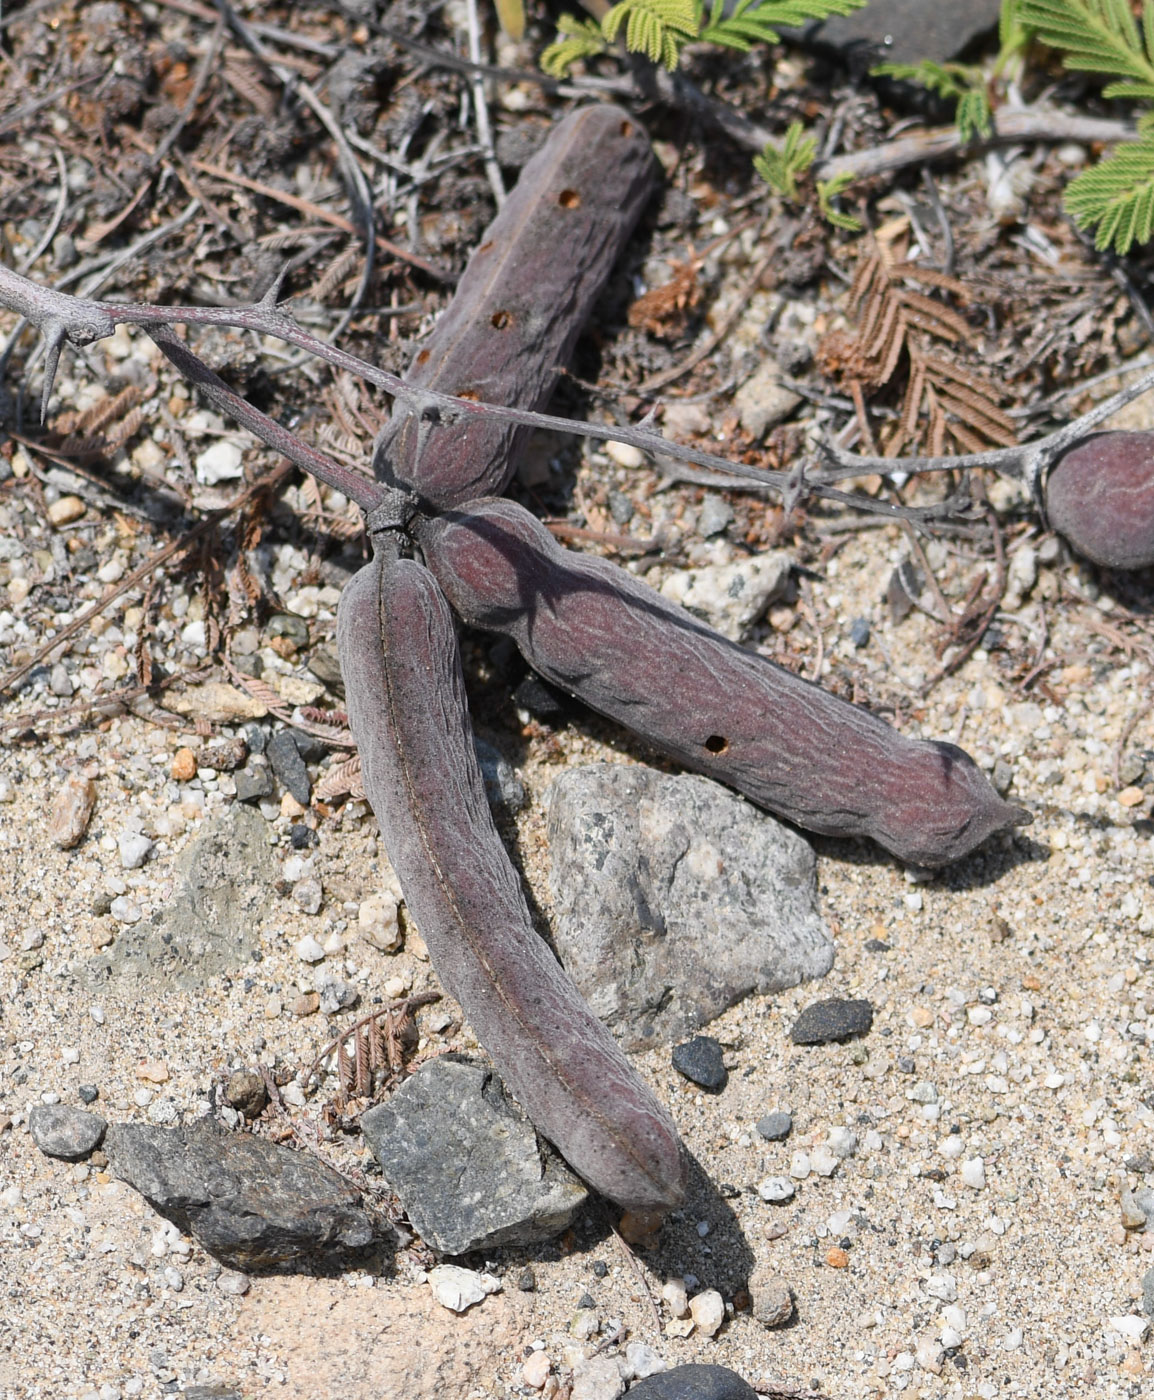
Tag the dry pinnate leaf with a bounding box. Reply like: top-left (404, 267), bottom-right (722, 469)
top-left (49, 772), bottom-right (96, 850)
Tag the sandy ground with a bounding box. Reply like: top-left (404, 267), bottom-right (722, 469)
top-left (3, 383), bottom-right (1154, 1400)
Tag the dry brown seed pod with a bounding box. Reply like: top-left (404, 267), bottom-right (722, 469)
top-left (1044, 430), bottom-right (1154, 571)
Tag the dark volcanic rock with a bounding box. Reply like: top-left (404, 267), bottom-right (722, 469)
top-left (547, 767), bottom-right (832, 1051)
top-left (104, 1118), bottom-right (373, 1270)
top-left (671, 1036), bottom-right (727, 1093)
top-left (790, 997), bottom-right (874, 1045)
top-left (755, 1111), bottom-right (792, 1142)
top-left (267, 730), bottom-right (311, 806)
top-left (361, 1057), bottom-right (587, 1255)
top-left (29, 1105), bottom-right (106, 1161)
top-left (627, 1363), bottom-right (758, 1399)
top-left (102, 806), bottom-right (276, 989)
top-left (788, 0), bottom-right (1002, 69)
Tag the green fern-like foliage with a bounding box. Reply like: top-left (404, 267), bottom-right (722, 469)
top-left (872, 60), bottom-right (993, 142)
top-left (542, 0), bottom-right (867, 76)
top-left (603, 0), bottom-right (699, 70)
top-left (753, 120), bottom-right (817, 197)
top-left (817, 171), bottom-right (863, 231)
top-left (1065, 128), bottom-right (1154, 252)
top-left (540, 14), bottom-right (609, 77)
top-left (698, 0), bottom-right (866, 52)
top-left (1017, 0), bottom-right (1154, 100)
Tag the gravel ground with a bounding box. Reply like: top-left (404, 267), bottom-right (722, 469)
top-left (3, 375), bottom-right (1154, 1399)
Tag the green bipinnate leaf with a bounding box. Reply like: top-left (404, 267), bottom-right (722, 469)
top-left (1017, 0), bottom-right (1154, 101)
top-left (540, 14), bottom-right (609, 77)
top-left (753, 120), bottom-right (817, 199)
top-left (1064, 129), bottom-right (1154, 253)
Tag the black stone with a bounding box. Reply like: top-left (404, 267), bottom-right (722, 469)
top-left (850, 616), bottom-right (871, 648)
top-left (517, 1266), bottom-right (536, 1291)
top-left (790, 997), bottom-right (874, 1045)
top-left (242, 722), bottom-right (268, 755)
top-left (267, 731), bottom-right (310, 806)
top-left (671, 1036), bottom-right (727, 1092)
top-left (592, 1259), bottom-right (608, 1278)
top-left (755, 1111), bottom-right (792, 1142)
top-left (29, 1105), bottom-right (106, 1161)
top-left (104, 1118), bottom-right (373, 1270)
top-left (78, 1085), bottom-right (99, 1104)
top-left (290, 823), bottom-right (318, 850)
top-left (578, 1291), bottom-right (596, 1309)
top-left (865, 938), bottom-right (890, 953)
top-left (360, 1057), bottom-right (587, 1255)
top-left (514, 674), bottom-right (570, 721)
top-left (474, 737), bottom-right (526, 811)
top-left (626, 1363), bottom-right (759, 1400)
top-left (787, 0), bottom-right (1002, 70)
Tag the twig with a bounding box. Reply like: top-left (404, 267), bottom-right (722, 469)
top-left (465, 0), bottom-right (506, 207)
top-left (16, 150), bottom-right (68, 274)
top-left (814, 108), bottom-right (1137, 185)
top-left (150, 13), bottom-right (225, 168)
top-left (610, 1224), bottom-right (663, 1337)
top-left (6, 265), bottom-right (1154, 526)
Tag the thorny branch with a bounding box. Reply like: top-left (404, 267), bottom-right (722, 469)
top-left (3, 262), bottom-right (1153, 528)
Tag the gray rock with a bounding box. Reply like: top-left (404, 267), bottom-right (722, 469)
top-left (361, 1058), bottom-right (587, 1255)
top-left (474, 737), bottom-right (526, 811)
top-left (790, 997), bottom-right (874, 1045)
top-left (697, 496), bottom-right (734, 538)
top-left (626, 1364), bottom-right (758, 1400)
top-left (788, 0), bottom-right (1002, 69)
top-left (659, 553), bottom-right (792, 642)
top-left (223, 1070), bottom-right (268, 1121)
top-left (181, 1387), bottom-right (242, 1400)
top-left (749, 1261), bottom-right (795, 1328)
top-left (547, 767), bottom-right (832, 1051)
top-left (29, 1105), bottom-right (106, 1161)
top-left (756, 1111), bottom-right (792, 1142)
top-left (267, 731), bottom-right (310, 806)
top-left (671, 1036), bottom-right (727, 1093)
top-left (104, 1118), bottom-right (373, 1270)
top-left (733, 358), bottom-right (801, 440)
top-left (103, 806), bottom-right (277, 988)
top-left (233, 758), bottom-right (274, 804)
top-left (1143, 1265), bottom-right (1154, 1318)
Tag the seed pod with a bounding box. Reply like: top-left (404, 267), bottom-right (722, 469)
top-left (373, 104), bottom-right (654, 508)
top-left (1044, 430), bottom-right (1154, 570)
top-left (337, 555), bottom-right (686, 1212)
top-left (417, 499), bottom-right (1030, 868)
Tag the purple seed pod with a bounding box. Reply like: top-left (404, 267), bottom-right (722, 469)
top-left (1044, 430), bottom-right (1154, 570)
top-left (337, 554), bottom-right (687, 1213)
top-left (417, 499), bottom-right (1031, 869)
top-left (373, 104), bottom-right (654, 508)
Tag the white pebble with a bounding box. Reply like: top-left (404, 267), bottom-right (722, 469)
top-left (810, 1145), bottom-right (839, 1177)
top-left (939, 1135), bottom-right (966, 1160)
top-left (117, 831), bottom-right (154, 870)
top-left (624, 1341), bottom-right (666, 1380)
top-left (216, 1269), bottom-right (250, 1296)
top-left (521, 1351), bottom-right (551, 1389)
top-left (661, 1278), bottom-right (688, 1318)
top-left (968, 1006), bottom-right (993, 1025)
top-left (109, 896), bottom-right (141, 924)
top-left (961, 1157), bottom-right (987, 1190)
top-left (195, 439), bottom-right (244, 484)
top-left (605, 439), bottom-right (645, 469)
top-left (1110, 1314), bottom-right (1149, 1342)
top-left (789, 1151), bottom-right (811, 1180)
top-left (1002, 1327), bottom-right (1023, 1350)
top-left (827, 1126), bottom-right (857, 1158)
top-left (915, 1336), bottom-right (944, 1373)
top-left (925, 1273), bottom-right (957, 1303)
top-left (294, 934), bottom-right (326, 963)
top-left (688, 1289), bottom-right (724, 1338)
top-left (428, 1264), bottom-right (499, 1313)
top-left (757, 1176), bottom-right (795, 1203)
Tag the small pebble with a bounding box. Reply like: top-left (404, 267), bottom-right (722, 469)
top-left (521, 1352), bottom-right (551, 1390)
top-left (756, 1111), bottom-right (792, 1142)
top-left (136, 1060), bottom-right (169, 1084)
top-left (294, 934), bottom-right (325, 963)
top-left (47, 494), bottom-right (86, 526)
top-left (117, 832), bottom-right (154, 870)
top-left (688, 1289), bottom-right (725, 1338)
top-left (28, 1105), bottom-right (106, 1161)
top-left (606, 439), bottom-right (645, 469)
top-left (224, 1070), bottom-right (268, 1120)
top-left (516, 1267), bottom-right (536, 1292)
top-left (624, 1341), bottom-right (666, 1380)
top-left (661, 1278), bottom-right (689, 1318)
top-left (290, 991), bottom-right (320, 1017)
top-left (810, 1145), bottom-right (839, 1177)
top-left (571, 1354), bottom-right (624, 1400)
top-left (790, 997), bottom-right (873, 1045)
top-left (215, 1270), bottom-right (251, 1296)
top-left (825, 1247), bottom-right (849, 1268)
top-left (961, 1157), bottom-right (986, 1190)
top-left (428, 1264), bottom-right (499, 1313)
top-left (849, 616), bottom-right (870, 648)
top-left (49, 773), bottom-right (96, 850)
top-left (171, 747), bottom-right (198, 782)
top-left (671, 1035), bottom-right (727, 1092)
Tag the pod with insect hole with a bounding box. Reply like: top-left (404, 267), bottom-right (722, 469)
top-left (372, 103), bottom-right (654, 509)
top-left (416, 497), bottom-right (1030, 869)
